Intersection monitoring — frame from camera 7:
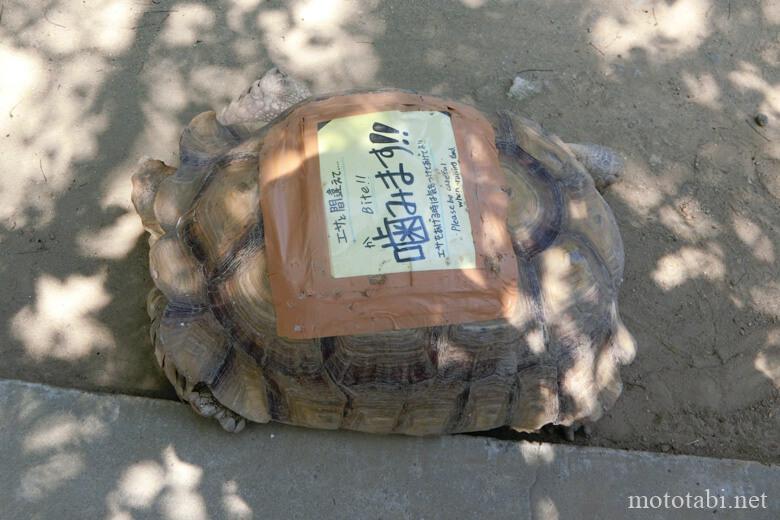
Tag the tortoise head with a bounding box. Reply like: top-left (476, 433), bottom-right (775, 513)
top-left (253, 67), bottom-right (309, 103)
top-left (218, 67), bottom-right (311, 128)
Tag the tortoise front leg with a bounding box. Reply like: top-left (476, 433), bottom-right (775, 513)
top-left (566, 143), bottom-right (625, 192)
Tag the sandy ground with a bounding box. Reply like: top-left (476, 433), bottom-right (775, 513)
top-left (1, 0), bottom-right (778, 463)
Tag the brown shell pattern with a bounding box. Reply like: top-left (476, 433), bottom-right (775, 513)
top-left (133, 99), bottom-right (635, 435)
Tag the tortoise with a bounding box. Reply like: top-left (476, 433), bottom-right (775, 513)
top-left (132, 68), bottom-right (636, 435)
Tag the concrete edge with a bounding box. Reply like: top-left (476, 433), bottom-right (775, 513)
top-left (1, 378), bottom-right (777, 519)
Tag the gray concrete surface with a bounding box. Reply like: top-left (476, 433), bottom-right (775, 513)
top-left (0, 379), bottom-right (777, 520)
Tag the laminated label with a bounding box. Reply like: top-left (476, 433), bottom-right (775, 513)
top-left (317, 110), bottom-right (476, 278)
top-left (258, 91), bottom-right (519, 339)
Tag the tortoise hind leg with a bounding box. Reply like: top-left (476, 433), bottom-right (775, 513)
top-left (566, 143), bottom-right (625, 192)
top-left (188, 384), bottom-right (247, 433)
top-left (138, 67), bottom-right (307, 434)
top-left (152, 299), bottom-right (256, 433)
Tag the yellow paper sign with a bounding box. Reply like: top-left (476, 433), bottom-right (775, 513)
top-left (317, 110), bottom-right (476, 278)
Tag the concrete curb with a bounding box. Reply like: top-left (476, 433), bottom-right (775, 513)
top-left (0, 379), bottom-right (777, 519)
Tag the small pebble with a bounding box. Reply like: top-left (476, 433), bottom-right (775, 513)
top-left (755, 113), bottom-right (769, 127)
top-left (507, 75), bottom-right (543, 102)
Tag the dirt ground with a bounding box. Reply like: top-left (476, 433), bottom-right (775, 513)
top-left (1, 0), bottom-right (778, 463)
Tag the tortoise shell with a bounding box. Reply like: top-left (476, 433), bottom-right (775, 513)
top-left (132, 74), bottom-right (635, 435)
